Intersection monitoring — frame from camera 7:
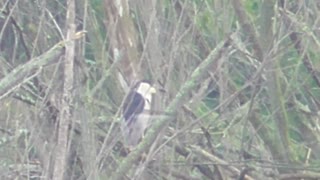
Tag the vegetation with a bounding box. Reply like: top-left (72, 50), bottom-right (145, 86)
top-left (0, 0), bottom-right (320, 179)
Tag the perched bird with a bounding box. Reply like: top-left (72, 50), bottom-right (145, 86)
top-left (121, 80), bottom-right (156, 147)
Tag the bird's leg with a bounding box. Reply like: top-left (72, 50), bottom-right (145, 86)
top-left (119, 145), bottom-right (133, 157)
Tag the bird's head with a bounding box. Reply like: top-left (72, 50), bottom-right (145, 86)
top-left (135, 80), bottom-right (156, 96)
top-left (123, 80), bottom-right (156, 120)
top-left (134, 81), bottom-right (156, 110)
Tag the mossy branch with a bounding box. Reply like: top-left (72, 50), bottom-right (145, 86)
top-left (0, 42), bottom-right (65, 100)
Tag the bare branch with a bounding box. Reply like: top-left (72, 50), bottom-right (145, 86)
top-left (52, 0), bottom-right (76, 179)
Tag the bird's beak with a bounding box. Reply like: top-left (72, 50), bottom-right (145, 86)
top-left (149, 87), bottom-right (156, 94)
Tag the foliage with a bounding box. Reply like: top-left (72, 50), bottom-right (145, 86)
top-left (1, 0), bottom-right (320, 179)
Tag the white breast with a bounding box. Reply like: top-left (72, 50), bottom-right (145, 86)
top-left (121, 111), bottom-right (151, 147)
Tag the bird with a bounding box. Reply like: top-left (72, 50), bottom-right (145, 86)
top-left (121, 80), bottom-right (156, 148)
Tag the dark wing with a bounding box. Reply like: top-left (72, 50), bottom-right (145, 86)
top-left (123, 91), bottom-right (145, 122)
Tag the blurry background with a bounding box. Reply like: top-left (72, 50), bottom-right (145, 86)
top-left (0, 0), bottom-right (320, 179)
